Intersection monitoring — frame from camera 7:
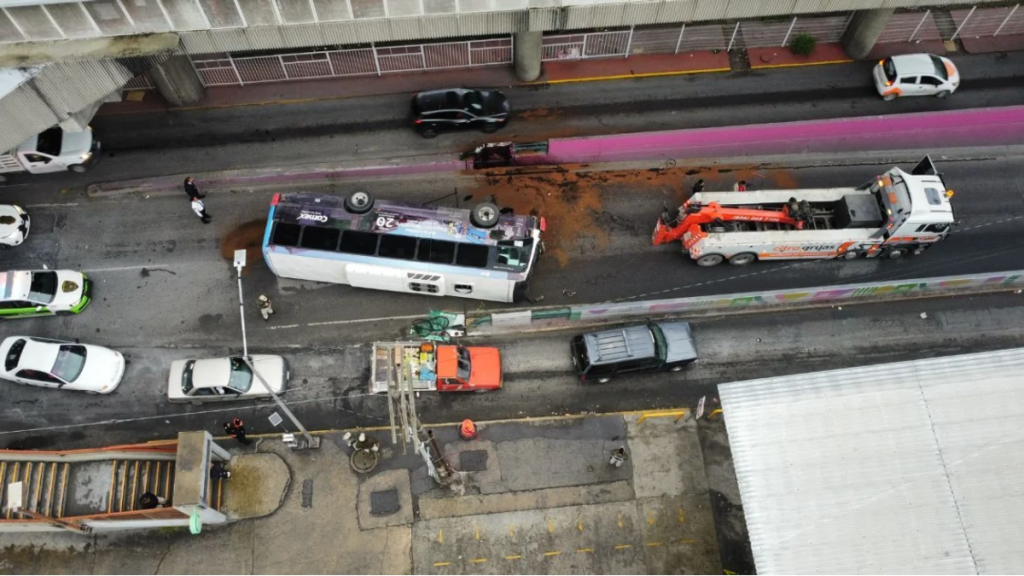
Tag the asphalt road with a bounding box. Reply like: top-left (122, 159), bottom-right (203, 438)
top-left (1, 156), bottom-right (1024, 449)
top-left (5, 51), bottom-right (1024, 191)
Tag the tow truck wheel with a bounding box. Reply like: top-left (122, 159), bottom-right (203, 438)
top-left (885, 248), bottom-right (905, 259)
top-left (696, 254), bottom-right (724, 267)
top-left (728, 253), bottom-right (757, 266)
top-left (842, 250), bottom-right (862, 260)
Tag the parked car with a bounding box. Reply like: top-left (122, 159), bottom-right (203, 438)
top-left (571, 321), bottom-right (697, 383)
top-left (411, 88), bottom-right (510, 139)
top-left (0, 336), bottom-right (125, 394)
top-left (0, 269), bottom-right (91, 319)
top-left (0, 205), bottom-right (30, 247)
top-left (874, 54), bottom-right (960, 101)
top-left (167, 355), bottom-right (289, 403)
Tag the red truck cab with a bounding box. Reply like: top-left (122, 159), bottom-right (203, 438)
top-left (435, 345), bottom-right (502, 392)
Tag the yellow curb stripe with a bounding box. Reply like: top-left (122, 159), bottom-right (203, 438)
top-left (750, 59), bottom-right (854, 70)
top-left (542, 67), bottom-right (732, 84)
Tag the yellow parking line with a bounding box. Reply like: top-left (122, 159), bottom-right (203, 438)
top-left (614, 544), bottom-right (633, 550)
top-left (577, 548), bottom-right (594, 553)
top-left (505, 555), bottom-right (522, 560)
top-left (647, 542), bottom-right (662, 547)
top-left (469, 558), bottom-right (488, 564)
top-left (432, 561), bottom-right (450, 567)
top-left (544, 551), bottom-right (562, 557)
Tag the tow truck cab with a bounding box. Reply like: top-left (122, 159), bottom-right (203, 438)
top-left (435, 345), bottom-right (502, 391)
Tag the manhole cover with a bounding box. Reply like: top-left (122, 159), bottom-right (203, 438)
top-left (350, 448), bottom-right (379, 473)
top-left (370, 489), bottom-right (400, 516)
top-left (460, 450), bottom-right (488, 472)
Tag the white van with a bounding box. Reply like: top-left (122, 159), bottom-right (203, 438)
top-left (0, 126), bottom-right (100, 183)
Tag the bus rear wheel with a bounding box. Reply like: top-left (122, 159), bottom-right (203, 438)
top-left (696, 254), bottom-right (724, 267)
top-left (345, 190), bottom-right (374, 214)
top-left (471, 202), bottom-right (500, 228)
top-left (728, 253), bottom-right (757, 266)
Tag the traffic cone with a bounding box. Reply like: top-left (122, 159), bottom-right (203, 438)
top-left (459, 419), bottom-right (477, 441)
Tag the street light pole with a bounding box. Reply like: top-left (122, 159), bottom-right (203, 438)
top-left (233, 250), bottom-right (319, 450)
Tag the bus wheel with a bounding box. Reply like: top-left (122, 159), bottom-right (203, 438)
top-left (696, 254), bottom-right (724, 267)
top-left (728, 253), bottom-right (757, 266)
top-left (344, 190), bottom-right (374, 214)
top-left (471, 202), bottom-right (500, 228)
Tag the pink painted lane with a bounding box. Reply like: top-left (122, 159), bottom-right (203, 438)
top-left (542, 106), bottom-right (1024, 163)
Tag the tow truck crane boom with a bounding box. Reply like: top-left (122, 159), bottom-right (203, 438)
top-left (653, 200), bottom-right (809, 246)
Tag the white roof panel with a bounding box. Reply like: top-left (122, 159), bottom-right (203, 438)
top-left (0, 67), bottom-right (41, 100)
top-left (719, 348), bottom-right (1024, 575)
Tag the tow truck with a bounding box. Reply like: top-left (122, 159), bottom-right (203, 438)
top-left (370, 342), bottom-right (502, 393)
top-left (653, 156), bottom-right (955, 266)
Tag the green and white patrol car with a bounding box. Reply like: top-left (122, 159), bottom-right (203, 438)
top-left (0, 269), bottom-right (91, 318)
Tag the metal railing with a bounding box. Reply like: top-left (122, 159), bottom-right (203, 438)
top-left (951, 4), bottom-right (1024, 39)
top-left (192, 37), bottom-right (513, 86)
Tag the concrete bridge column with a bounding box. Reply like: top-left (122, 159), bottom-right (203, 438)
top-left (150, 54), bottom-right (205, 107)
top-left (514, 31), bottom-right (543, 82)
top-left (842, 8), bottom-right (895, 60)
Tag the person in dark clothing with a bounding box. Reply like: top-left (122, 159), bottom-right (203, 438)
top-left (224, 418), bottom-right (251, 445)
top-left (138, 491), bottom-right (166, 509)
top-left (184, 177), bottom-right (203, 200)
top-left (692, 179), bottom-right (705, 194)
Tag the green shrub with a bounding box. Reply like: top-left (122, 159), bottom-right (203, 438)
top-left (789, 33), bottom-right (816, 56)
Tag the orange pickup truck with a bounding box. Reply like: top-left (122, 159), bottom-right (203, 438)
top-left (371, 341), bottom-right (502, 393)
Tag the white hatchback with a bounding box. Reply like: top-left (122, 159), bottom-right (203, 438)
top-left (0, 205), bottom-right (30, 247)
top-left (0, 336), bottom-right (125, 394)
top-left (167, 355), bottom-right (289, 403)
top-left (874, 53), bottom-right (960, 101)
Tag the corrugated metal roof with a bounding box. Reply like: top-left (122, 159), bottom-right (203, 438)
top-left (719, 348), bottom-right (1024, 575)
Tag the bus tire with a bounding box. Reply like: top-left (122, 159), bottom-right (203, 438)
top-left (728, 252), bottom-right (757, 266)
top-left (696, 254), bottom-right (724, 267)
top-left (471, 202), bottom-right (500, 228)
top-left (344, 190), bottom-right (374, 214)
top-left (69, 164), bottom-right (88, 173)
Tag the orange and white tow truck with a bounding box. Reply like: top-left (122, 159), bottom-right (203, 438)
top-left (653, 156), bottom-right (955, 266)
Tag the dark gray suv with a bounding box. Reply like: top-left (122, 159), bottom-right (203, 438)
top-left (411, 88), bottom-right (509, 139)
top-left (571, 321), bottom-right (697, 383)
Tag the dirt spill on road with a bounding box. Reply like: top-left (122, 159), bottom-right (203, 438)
top-left (517, 107), bottom-right (563, 121)
top-left (467, 163), bottom-right (799, 267)
top-left (221, 220), bottom-right (267, 273)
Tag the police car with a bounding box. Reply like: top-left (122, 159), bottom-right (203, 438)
top-left (0, 205), bottom-right (30, 247)
top-left (0, 269), bottom-right (91, 319)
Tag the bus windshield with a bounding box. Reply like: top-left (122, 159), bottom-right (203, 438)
top-left (263, 192), bottom-right (545, 303)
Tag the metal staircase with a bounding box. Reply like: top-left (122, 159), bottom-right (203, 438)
top-left (106, 459), bottom-right (177, 514)
top-left (0, 461), bottom-right (71, 519)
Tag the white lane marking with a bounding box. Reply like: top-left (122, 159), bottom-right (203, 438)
top-left (268, 313), bottom-right (428, 330)
top-left (24, 202), bottom-right (79, 208)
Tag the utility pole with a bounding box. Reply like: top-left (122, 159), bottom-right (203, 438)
top-left (234, 250), bottom-right (319, 450)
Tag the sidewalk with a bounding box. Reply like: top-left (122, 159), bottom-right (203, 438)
top-left (0, 411), bottom-right (751, 575)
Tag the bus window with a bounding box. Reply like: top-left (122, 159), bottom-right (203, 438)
top-left (339, 230), bottom-right (379, 255)
top-left (299, 226), bottom-right (341, 251)
top-left (272, 223), bottom-right (302, 247)
top-left (416, 239), bottom-right (457, 264)
top-left (378, 235), bottom-right (417, 260)
top-left (455, 244), bottom-right (489, 268)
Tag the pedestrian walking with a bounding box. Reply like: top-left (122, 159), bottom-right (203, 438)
top-left (609, 447), bottom-right (628, 468)
top-left (691, 179), bottom-right (705, 194)
top-left (210, 462), bottom-right (232, 480)
top-left (733, 180), bottom-right (747, 192)
top-left (138, 491), bottom-right (166, 509)
top-left (224, 417), bottom-right (251, 445)
top-left (257, 294), bottom-right (274, 321)
top-left (184, 176), bottom-right (204, 200)
top-left (191, 198), bottom-right (211, 224)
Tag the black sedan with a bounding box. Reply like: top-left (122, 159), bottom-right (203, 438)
top-left (411, 88), bottom-right (510, 139)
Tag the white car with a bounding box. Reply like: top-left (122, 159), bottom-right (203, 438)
top-left (874, 53), bottom-right (960, 101)
top-left (0, 336), bottom-right (125, 394)
top-left (167, 355), bottom-right (289, 403)
top-left (0, 205), bottom-right (30, 247)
